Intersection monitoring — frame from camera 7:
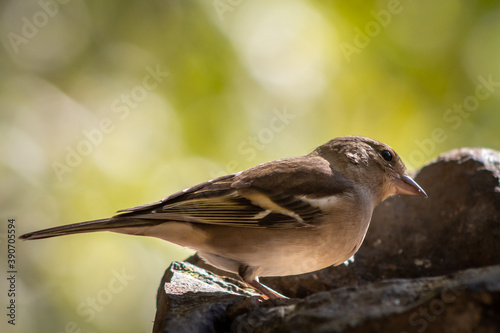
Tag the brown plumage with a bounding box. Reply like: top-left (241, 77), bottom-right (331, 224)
top-left (20, 135), bottom-right (427, 299)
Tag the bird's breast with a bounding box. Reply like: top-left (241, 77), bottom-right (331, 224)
top-left (262, 217), bottom-right (371, 277)
top-left (198, 214), bottom-right (372, 278)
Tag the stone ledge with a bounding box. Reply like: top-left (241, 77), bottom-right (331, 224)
top-left (153, 148), bottom-right (500, 333)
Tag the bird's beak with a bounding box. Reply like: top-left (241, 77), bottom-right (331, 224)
top-left (394, 174), bottom-right (428, 198)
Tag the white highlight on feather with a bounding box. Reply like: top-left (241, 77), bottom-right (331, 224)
top-left (343, 255), bottom-right (355, 266)
top-left (239, 190), bottom-right (305, 224)
top-left (299, 195), bottom-right (342, 211)
top-left (253, 209), bottom-right (271, 219)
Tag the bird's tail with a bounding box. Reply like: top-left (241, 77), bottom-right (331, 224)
top-left (19, 217), bottom-right (157, 240)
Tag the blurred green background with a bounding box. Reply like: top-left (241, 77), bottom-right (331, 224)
top-left (1, 0), bottom-right (500, 332)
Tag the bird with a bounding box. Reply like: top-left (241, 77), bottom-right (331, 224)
top-left (20, 135), bottom-right (427, 299)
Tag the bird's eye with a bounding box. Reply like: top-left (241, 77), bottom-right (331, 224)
top-left (380, 150), bottom-right (393, 162)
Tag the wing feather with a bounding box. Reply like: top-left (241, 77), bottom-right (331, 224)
top-left (114, 156), bottom-right (349, 229)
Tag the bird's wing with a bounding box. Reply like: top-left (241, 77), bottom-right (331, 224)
top-left (116, 156), bottom-right (353, 229)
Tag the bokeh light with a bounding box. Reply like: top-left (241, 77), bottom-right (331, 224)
top-left (1, 0), bottom-right (500, 332)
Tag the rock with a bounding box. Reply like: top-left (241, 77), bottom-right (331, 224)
top-left (154, 148), bottom-right (500, 332)
top-left (231, 264), bottom-right (500, 333)
top-left (155, 262), bottom-right (500, 333)
top-left (153, 261), bottom-right (261, 333)
top-left (360, 148), bottom-right (500, 280)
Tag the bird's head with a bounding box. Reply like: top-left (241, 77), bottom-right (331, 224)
top-left (315, 136), bottom-right (427, 204)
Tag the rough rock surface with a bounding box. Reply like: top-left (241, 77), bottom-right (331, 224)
top-left (153, 148), bottom-right (500, 333)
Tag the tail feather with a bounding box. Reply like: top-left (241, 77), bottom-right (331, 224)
top-left (19, 217), bottom-right (159, 240)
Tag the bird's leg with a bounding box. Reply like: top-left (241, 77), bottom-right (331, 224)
top-left (248, 278), bottom-right (288, 299)
top-left (238, 265), bottom-right (288, 299)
